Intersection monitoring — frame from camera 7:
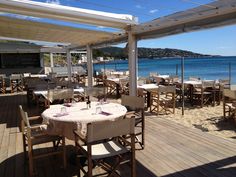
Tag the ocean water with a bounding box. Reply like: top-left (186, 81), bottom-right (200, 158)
top-left (93, 56), bottom-right (236, 83)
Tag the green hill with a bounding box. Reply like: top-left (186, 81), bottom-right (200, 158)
top-left (93, 47), bottom-right (210, 59)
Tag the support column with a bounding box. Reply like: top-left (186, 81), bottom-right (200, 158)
top-left (39, 52), bottom-right (44, 68)
top-left (86, 45), bottom-right (93, 88)
top-left (66, 49), bottom-right (72, 82)
top-left (50, 52), bottom-right (54, 68)
top-left (128, 30), bottom-right (138, 96)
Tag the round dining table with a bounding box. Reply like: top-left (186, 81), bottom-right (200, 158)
top-left (41, 101), bottom-right (127, 140)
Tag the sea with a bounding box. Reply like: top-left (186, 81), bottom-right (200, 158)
top-left (93, 56), bottom-right (236, 84)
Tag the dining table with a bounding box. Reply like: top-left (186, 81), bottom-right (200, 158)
top-left (138, 83), bottom-right (159, 108)
top-left (33, 88), bottom-right (84, 99)
top-left (41, 101), bottom-right (127, 140)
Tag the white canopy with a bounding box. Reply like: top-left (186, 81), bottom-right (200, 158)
top-left (0, 16), bottom-right (125, 48)
top-left (0, 0), bottom-right (236, 48)
top-left (0, 0), bottom-right (138, 29)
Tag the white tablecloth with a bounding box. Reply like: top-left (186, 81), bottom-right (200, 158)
top-left (41, 102), bottom-right (127, 140)
top-left (106, 77), bottom-right (129, 84)
top-left (183, 80), bottom-right (217, 86)
top-left (138, 84), bottom-right (159, 90)
top-left (184, 80), bottom-right (202, 86)
top-left (34, 88), bottom-right (84, 99)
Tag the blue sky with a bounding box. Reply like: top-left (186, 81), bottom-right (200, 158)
top-left (3, 0), bottom-right (236, 56)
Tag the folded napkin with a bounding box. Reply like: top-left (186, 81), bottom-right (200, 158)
top-left (100, 111), bottom-right (112, 116)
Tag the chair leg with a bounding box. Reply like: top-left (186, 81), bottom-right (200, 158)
top-left (28, 144), bottom-right (34, 177)
top-left (62, 137), bottom-right (67, 168)
top-left (141, 116), bottom-right (145, 149)
top-left (87, 146), bottom-right (93, 177)
top-left (131, 135), bottom-right (136, 177)
top-left (22, 135), bottom-right (27, 160)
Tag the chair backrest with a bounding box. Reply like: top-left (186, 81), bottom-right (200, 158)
top-left (154, 76), bottom-right (164, 85)
top-left (202, 80), bottom-right (215, 88)
top-left (23, 73), bottom-right (31, 77)
top-left (121, 95), bottom-right (145, 110)
top-left (19, 105), bottom-right (30, 129)
top-left (0, 74), bottom-right (6, 78)
top-left (219, 79), bottom-right (230, 89)
top-left (170, 75), bottom-right (179, 83)
top-left (189, 76), bottom-right (200, 81)
top-left (86, 117), bottom-right (135, 143)
top-left (84, 87), bottom-right (104, 97)
top-left (149, 72), bottom-right (158, 77)
top-left (11, 74), bottom-right (22, 80)
top-left (223, 89), bottom-right (236, 99)
top-left (48, 88), bottom-right (74, 102)
top-left (137, 77), bottom-right (146, 85)
top-left (0, 76), bottom-right (4, 83)
top-left (219, 79), bottom-right (229, 84)
top-left (158, 85), bottom-right (176, 94)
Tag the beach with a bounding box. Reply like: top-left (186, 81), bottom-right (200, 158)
top-left (147, 104), bottom-right (236, 142)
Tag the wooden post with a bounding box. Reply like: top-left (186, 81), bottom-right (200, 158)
top-left (229, 62), bottom-right (231, 87)
top-left (66, 49), bottom-right (72, 82)
top-left (50, 52), bottom-right (54, 68)
top-left (176, 64), bottom-right (178, 76)
top-left (181, 57), bottom-right (185, 116)
top-left (86, 45), bottom-right (93, 88)
top-left (128, 30), bottom-right (137, 96)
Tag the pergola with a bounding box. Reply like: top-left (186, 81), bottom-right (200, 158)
top-left (0, 0), bottom-right (236, 96)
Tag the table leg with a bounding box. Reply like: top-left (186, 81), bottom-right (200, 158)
top-left (116, 84), bottom-right (120, 99)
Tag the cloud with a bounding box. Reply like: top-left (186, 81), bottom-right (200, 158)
top-left (218, 46), bottom-right (233, 49)
top-left (135, 5), bottom-right (143, 9)
top-left (149, 9), bottom-right (159, 14)
top-left (46, 0), bottom-right (60, 5)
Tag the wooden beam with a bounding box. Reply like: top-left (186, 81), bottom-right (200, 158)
top-left (132, 0), bottom-right (236, 40)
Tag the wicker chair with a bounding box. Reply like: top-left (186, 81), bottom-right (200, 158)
top-left (0, 74), bottom-right (6, 94)
top-left (10, 74), bottom-right (24, 93)
top-left (19, 105), bottom-right (66, 176)
top-left (74, 117), bottom-right (136, 177)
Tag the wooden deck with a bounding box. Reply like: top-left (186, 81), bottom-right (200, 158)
top-left (0, 93), bottom-right (236, 177)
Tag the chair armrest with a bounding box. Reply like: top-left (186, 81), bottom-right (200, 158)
top-left (28, 115), bottom-right (41, 121)
top-left (125, 111), bottom-right (136, 119)
top-left (30, 124), bottom-right (47, 129)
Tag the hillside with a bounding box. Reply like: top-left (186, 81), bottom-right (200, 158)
top-left (93, 47), bottom-right (210, 59)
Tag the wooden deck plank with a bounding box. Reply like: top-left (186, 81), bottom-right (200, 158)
top-left (0, 93), bottom-right (236, 177)
top-left (143, 117), bottom-right (235, 176)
